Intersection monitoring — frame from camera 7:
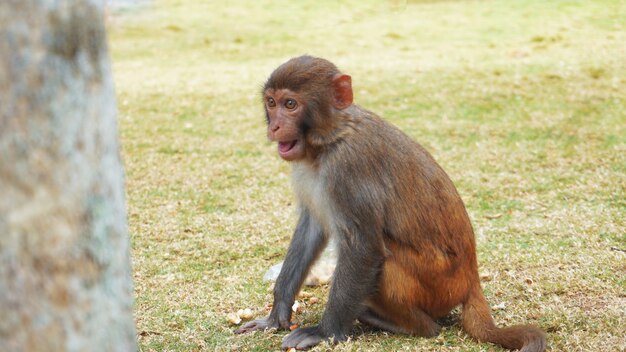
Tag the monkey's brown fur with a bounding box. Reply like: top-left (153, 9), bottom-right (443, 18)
top-left (237, 56), bottom-right (546, 352)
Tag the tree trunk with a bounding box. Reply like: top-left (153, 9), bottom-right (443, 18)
top-left (0, 1), bottom-right (137, 351)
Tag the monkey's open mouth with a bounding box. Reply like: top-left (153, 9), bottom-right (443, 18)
top-left (278, 140), bottom-right (298, 154)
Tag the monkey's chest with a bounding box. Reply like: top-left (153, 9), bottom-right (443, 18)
top-left (292, 164), bottom-right (336, 235)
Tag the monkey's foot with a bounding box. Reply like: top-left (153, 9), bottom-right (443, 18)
top-left (281, 326), bottom-right (340, 350)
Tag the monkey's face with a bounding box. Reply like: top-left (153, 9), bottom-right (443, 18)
top-left (264, 88), bottom-right (306, 161)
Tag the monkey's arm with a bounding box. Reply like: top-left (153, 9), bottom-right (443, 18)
top-left (235, 208), bottom-right (326, 334)
top-left (282, 217), bottom-right (384, 349)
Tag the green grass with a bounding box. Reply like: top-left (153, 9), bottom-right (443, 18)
top-left (109, 0), bottom-right (626, 350)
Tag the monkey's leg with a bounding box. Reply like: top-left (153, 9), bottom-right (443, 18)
top-left (358, 308), bottom-right (411, 334)
top-left (406, 307), bottom-right (442, 337)
top-left (363, 301), bottom-right (441, 337)
top-left (370, 253), bottom-right (443, 338)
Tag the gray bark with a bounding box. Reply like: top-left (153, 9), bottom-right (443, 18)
top-left (0, 1), bottom-right (137, 351)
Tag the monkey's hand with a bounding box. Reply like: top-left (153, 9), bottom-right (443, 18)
top-left (281, 326), bottom-right (345, 350)
top-left (234, 315), bottom-right (291, 334)
top-left (234, 316), bottom-right (280, 334)
top-left (235, 301), bottom-right (294, 334)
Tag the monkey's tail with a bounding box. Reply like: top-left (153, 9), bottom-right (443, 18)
top-left (461, 286), bottom-right (546, 352)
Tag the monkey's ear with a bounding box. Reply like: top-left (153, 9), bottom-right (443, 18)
top-left (332, 74), bottom-right (353, 110)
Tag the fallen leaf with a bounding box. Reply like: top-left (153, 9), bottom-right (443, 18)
top-left (238, 308), bottom-right (254, 320)
top-left (227, 312), bottom-right (241, 325)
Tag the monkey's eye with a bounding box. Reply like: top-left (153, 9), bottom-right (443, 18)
top-left (267, 97), bottom-right (276, 107)
top-left (285, 99), bottom-right (297, 109)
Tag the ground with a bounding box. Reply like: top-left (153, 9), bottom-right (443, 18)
top-left (108, 1), bottom-right (625, 351)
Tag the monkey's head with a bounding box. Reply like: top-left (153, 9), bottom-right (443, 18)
top-left (263, 55), bottom-right (353, 161)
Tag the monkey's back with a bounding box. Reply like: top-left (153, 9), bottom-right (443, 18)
top-left (323, 106), bottom-right (479, 314)
top-left (328, 106), bottom-right (475, 246)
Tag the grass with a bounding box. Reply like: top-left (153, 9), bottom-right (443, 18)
top-left (108, 0), bottom-right (625, 351)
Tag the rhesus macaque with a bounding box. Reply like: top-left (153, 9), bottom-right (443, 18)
top-left (236, 55), bottom-right (546, 351)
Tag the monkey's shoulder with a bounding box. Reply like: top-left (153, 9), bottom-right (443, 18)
top-left (331, 110), bottom-right (456, 198)
top-left (331, 111), bottom-right (427, 167)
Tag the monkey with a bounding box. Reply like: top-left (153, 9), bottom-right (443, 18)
top-left (235, 55), bottom-right (546, 352)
